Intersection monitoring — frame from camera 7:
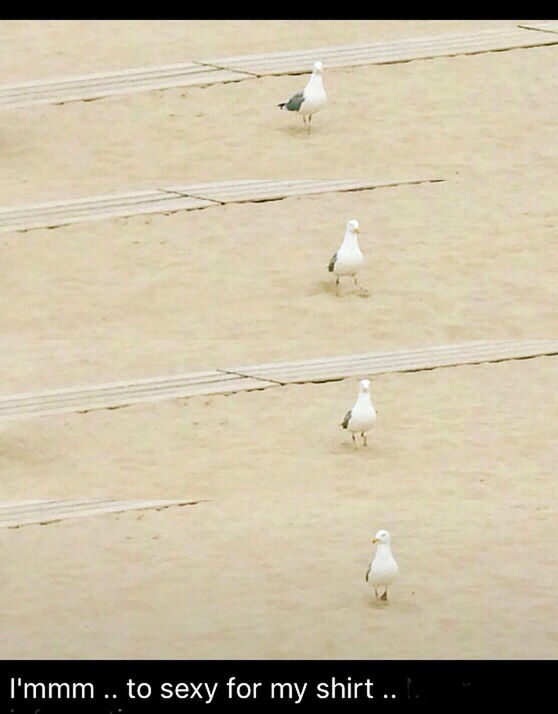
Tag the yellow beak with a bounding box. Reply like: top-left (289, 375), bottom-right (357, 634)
top-left (371, 538), bottom-right (378, 544)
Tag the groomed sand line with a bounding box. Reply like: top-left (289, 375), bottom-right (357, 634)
top-left (0, 178), bottom-right (445, 233)
top-left (0, 500), bottom-right (206, 529)
top-left (1, 24), bottom-right (558, 109)
top-left (2, 340), bottom-right (556, 420)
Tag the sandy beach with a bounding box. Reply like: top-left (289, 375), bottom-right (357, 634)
top-left (0, 20), bottom-right (520, 82)
top-left (2, 38), bottom-right (557, 204)
top-left (1, 358), bottom-right (557, 658)
top-left (0, 20), bottom-right (556, 660)
top-left (1, 177), bottom-right (556, 393)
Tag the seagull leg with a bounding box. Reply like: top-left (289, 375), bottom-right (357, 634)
top-left (361, 432), bottom-right (368, 447)
top-left (302, 115), bottom-right (307, 127)
top-left (308, 114), bottom-right (312, 134)
top-left (381, 588), bottom-right (388, 602)
top-left (351, 433), bottom-right (356, 444)
top-left (374, 588), bottom-right (379, 599)
top-left (353, 276), bottom-right (359, 287)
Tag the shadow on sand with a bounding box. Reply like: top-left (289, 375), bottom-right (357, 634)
top-left (309, 280), bottom-right (370, 298)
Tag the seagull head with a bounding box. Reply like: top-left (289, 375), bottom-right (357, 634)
top-left (359, 378), bottom-right (370, 393)
top-left (347, 219), bottom-right (360, 234)
top-left (313, 61), bottom-right (324, 74)
top-left (372, 529), bottom-right (391, 545)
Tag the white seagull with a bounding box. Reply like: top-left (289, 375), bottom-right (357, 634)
top-left (341, 379), bottom-right (377, 446)
top-left (278, 61), bottom-right (327, 133)
top-left (366, 529), bottom-right (400, 602)
top-left (328, 219), bottom-right (364, 290)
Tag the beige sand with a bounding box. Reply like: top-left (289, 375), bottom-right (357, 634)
top-left (1, 179), bottom-right (556, 393)
top-left (1, 40), bottom-right (557, 204)
top-left (1, 358), bottom-right (557, 658)
top-left (3, 356), bottom-right (557, 501)
top-left (0, 20), bottom-right (556, 659)
top-left (0, 20), bottom-right (520, 82)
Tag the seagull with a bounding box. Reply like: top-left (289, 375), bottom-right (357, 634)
top-left (328, 219), bottom-right (363, 290)
top-left (366, 529), bottom-right (400, 602)
top-left (278, 61), bottom-right (327, 133)
top-left (341, 379), bottom-right (377, 446)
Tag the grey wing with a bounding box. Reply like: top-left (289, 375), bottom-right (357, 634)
top-left (328, 252), bottom-right (337, 272)
top-left (284, 90), bottom-right (305, 112)
top-left (341, 409), bottom-right (352, 429)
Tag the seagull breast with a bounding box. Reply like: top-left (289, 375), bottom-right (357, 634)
top-left (368, 547), bottom-right (399, 587)
top-left (299, 74), bottom-right (327, 115)
top-left (346, 389), bottom-right (376, 433)
top-left (333, 243), bottom-right (364, 276)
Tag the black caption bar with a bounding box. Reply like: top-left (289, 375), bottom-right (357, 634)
top-left (1, 660), bottom-right (555, 711)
